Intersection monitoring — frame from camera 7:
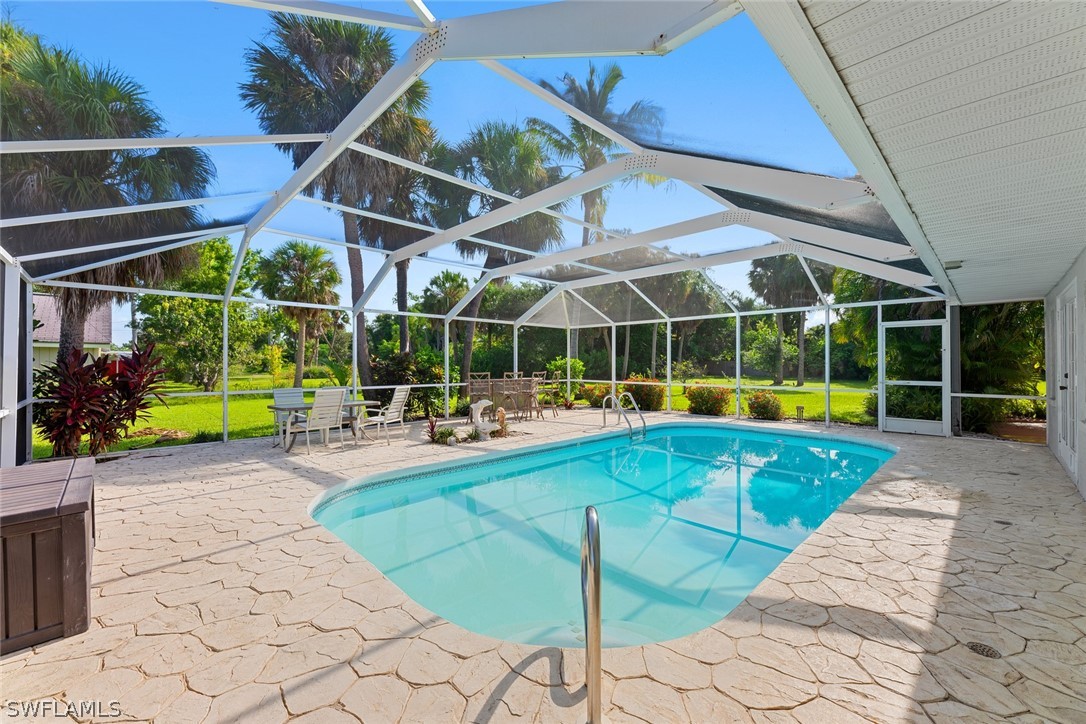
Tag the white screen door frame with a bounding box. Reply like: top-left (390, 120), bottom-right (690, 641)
top-left (1056, 281), bottom-right (1077, 474)
top-left (878, 317), bottom-right (951, 437)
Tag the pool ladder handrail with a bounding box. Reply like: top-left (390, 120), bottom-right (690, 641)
top-left (602, 392), bottom-right (646, 439)
top-left (581, 505), bottom-right (602, 724)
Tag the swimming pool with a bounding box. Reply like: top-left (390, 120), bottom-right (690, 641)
top-left (312, 422), bottom-right (893, 647)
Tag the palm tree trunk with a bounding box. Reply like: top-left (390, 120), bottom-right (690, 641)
top-left (460, 291), bottom-right (484, 395)
top-left (678, 328), bottom-right (686, 364)
top-left (294, 315), bottom-right (306, 388)
top-left (57, 308), bottom-right (89, 364)
top-left (395, 259), bottom-right (411, 354)
top-left (774, 313), bottom-right (785, 386)
top-left (342, 201), bottom-right (373, 388)
top-left (796, 311), bottom-right (806, 387)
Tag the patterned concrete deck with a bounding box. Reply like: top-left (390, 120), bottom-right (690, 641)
top-left (2, 411), bottom-right (1084, 723)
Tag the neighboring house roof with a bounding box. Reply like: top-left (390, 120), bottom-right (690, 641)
top-left (33, 293), bottom-right (112, 346)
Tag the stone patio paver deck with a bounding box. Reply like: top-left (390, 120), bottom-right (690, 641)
top-left (2, 410), bottom-right (1084, 722)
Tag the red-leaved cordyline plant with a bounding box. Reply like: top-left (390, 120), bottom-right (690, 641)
top-left (35, 344), bottom-right (168, 458)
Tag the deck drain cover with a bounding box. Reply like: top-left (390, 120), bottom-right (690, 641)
top-left (965, 641), bottom-right (1002, 659)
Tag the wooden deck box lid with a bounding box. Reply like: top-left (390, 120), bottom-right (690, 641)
top-left (0, 458), bottom-right (95, 526)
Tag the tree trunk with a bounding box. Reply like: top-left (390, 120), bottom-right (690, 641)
top-left (650, 324), bottom-right (658, 377)
top-left (57, 307), bottom-right (89, 364)
top-left (342, 200), bottom-right (373, 388)
top-left (796, 311), bottom-right (806, 387)
top-left (395, 259), bottom-right (411, 354)
top-left (774, 313), bottom-right (785, 386)
top-left (678, 329), bottom-right (686, 365)
top-left (294, 315), bottom-right (306, 388)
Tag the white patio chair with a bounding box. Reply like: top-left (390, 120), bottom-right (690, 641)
top-left (272, 388), bottom-right (306, 446)
top-left (360, 385), bottom-right (410, 445)
top-left (286, 388), bottom-right (347, 454)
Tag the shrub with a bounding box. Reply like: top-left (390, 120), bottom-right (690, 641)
top-left (687, 386), bottom-right (732, 416)
top-left (622, 374), bottom-right (665, 411)
top-left (34, 345), bottom-right (168, 457)
top-left (863, 392), bottom-right (878, 418)
top-left (672, 359), bottom-right (704, 384)
top-left (326, 361), bottom-right (352, 387)
top-left (434, 426), bottom-right (456, 444)
top-left (454, 397), bottom-right (472, 418)
top-left (583, 384), bottom-right (610, 407)
top-left (303, 364), bottom-right (331, 380)
top-left (546, 356), bottom-right (585, 395)
top-left (746, 390), bottom-right (783, 420)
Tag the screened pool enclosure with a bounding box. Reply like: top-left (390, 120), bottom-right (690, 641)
top-left (0, 0), bottom-right (1060, 466)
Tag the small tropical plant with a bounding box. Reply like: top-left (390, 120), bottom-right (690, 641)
top-left (687, 386), bottom-right (732, 416)
top-left (622, 374), bottom-right (665, 411)
top-left (746, 390), bottom-right (784, 421)
top-left (426, 416), bottom-right (439, 443)
top-left (434, 426), bottom-right (456, 445)
top-left (326, 361), bottom-right (353, 387)
top-left (562, 397), bottom-right (576, 410)
top-left (35, 345), bottom-right (168, 457)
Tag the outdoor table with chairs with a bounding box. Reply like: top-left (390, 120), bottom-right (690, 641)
top-left (466, 371), bottom-right (560, 422)
top-left (268, 386), bottom-right (410, 453)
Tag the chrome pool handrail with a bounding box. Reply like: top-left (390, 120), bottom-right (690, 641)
top-left (601, 394), bottom-right (633, 437)
top-left (617, 391), bottom-right (647, 437)
top-left (581, 505), bottom-right (602, 724)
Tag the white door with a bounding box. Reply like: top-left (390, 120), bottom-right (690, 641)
top-left (878, 318), bottom-right (951, 437)
top-left (1056, 285), bottom-right (1077, 473)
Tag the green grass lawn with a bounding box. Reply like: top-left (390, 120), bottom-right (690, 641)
top-left (667, 376), bottom-right (875, 424)
top-left (32, 375), bottom-right (876, 460)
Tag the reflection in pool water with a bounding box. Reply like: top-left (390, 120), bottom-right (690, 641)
top-left (312, 424), bottom-right (893, 647)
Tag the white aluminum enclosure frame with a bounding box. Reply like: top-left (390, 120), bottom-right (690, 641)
top-left (878, 316), bottom-right (952, 438)
top-left (15, 0), bottom-right (1057, 466)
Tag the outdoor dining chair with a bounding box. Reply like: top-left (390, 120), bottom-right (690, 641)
top-left (360, 385), bottom-right (410, 444)
top-left (286, 388), bottom-right (348, 454)
top-left (271, 388), bottom-right (306, 447)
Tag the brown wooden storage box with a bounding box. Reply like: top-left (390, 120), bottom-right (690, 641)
top-left (1, 458), bottom-right (95, 654)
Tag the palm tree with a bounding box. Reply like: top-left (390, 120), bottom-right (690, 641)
top-left (1, 24), bottom-right (215, 361)
top-left (527, 62), bottom-right (663, 359)
top-left (356, 161), bottom-right (434, 354)
top-left (417, 271), bottom-right (469, 351)
top-left (426, 122), bottom-right (565, 386)
top-left (240, 14), bottom-right (432, 387)
top-left (528, 62), bottom-right (664, 246)
top-left (748, 256), bottom-right (832, 385)
top-left (256, 240), bottom-right (342, 388)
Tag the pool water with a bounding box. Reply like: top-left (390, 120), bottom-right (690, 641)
top-left (312, 423), bottom-right (893, 647)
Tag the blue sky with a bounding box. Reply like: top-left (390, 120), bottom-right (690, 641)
top-left (10, 1), bottom-right (856, 342)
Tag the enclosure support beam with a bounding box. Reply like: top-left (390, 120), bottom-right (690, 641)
top-left (1, 261), bottom-right (21, 467)
top-left (876, 303), bottom-right (885, 432)
top-left (443, 319), bottom-right (451, 420)
top-left (566, 327), bottom-right (572, 401)
top-left (352, 313), bottom-right (360, 401)
top-left (513, 325), bottom-right (520, 378)
top-left (735, 313), bottom-right (742, 418)
top-left (949, 302), bottom-right (962, 436)
top-left (666, 320), bottom-right (673, 412)
top-left (610, 325), bottom-right (617, 397)
top-left (824, 306), bottom-right (832, 428)
top-left (221, 304), bottom-right (230, 443)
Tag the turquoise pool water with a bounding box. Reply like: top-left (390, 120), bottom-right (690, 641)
top-left (312, 423), bottom-right (893, 647)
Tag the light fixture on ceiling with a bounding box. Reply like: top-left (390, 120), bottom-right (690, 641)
top-left (943, 260), bottom-right (964, 271)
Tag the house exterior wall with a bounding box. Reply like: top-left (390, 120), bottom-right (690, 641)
top-left (32, 343), bottom-right (111, 369)
top-left (1046, 247), bottom-right (1086, 499)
